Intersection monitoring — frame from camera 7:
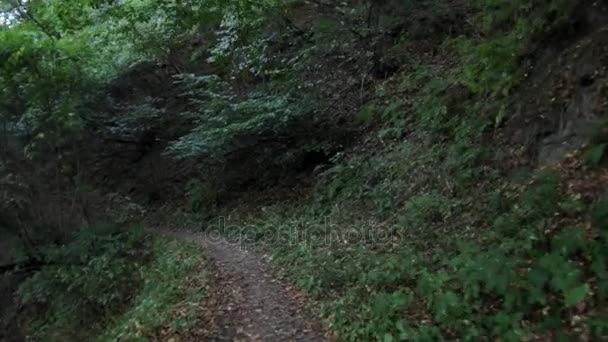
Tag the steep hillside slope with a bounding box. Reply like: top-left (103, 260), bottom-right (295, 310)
top-left (193, 1), bottom-right (608, 340)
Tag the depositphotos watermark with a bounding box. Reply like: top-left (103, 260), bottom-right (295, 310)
top-left (203, 216), bottom-right (411, 248)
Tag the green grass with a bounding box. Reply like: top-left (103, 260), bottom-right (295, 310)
top-left (100, 239), bottom-right (207, 341)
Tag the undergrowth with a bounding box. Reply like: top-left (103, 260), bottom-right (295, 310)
top-left (101, 239), bottom-right (207, 341)
top-left (215, 145), bottom-right (608, 340)
top-left (206, 0), bottom-right (608, 340)
top-left (17, 226), bottom-right (206, 341)
top-left (17, 225), bottom-right (150, 341)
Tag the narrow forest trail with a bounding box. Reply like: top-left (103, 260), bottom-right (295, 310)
top-left (162, 229), bottom-right (329, 342)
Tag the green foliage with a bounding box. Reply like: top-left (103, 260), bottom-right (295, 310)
top-left (0, 27), bottom-right (91, 157)
top-left (17, 225), bottom-right (150, 340)
top-left (234, 165), bottom-right (608, 341)
top-left (185, 179), bottom-right (218, 212)
top-left (401, 192), bottom-right (450, 228)
top-left (17, 226), bottom-right (206, 341)
top-left (204, 0), bottom-right (286, 75)
top-left (101, 239), bottom-right (207, 341)
top-left (0, 0), bottom-right (286, 164)
top-left (169, 73), bottom-right (311, 160)
top-left (456, 33), bottom-right (524, 98)
top-left (518, 172), bottom-right (561, 220)
top-left (477, 0), bottom-right (579, 34)
top-left (312, 16), bottom-right (352, 54)
top-left (411, 77), bottom-right (455, 133)
top-left (354, 103), bottom-right (377, 125)
top-left (166, 68), bottom-right (342, 195)
top-left (386, 0), bottom-right (581, 140)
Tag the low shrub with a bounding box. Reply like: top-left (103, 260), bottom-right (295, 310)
top-left (17, 224), bottom-right (150, 340)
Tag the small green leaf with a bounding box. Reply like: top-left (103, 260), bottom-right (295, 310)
top-left (564, 284), bottom-right (589, 307)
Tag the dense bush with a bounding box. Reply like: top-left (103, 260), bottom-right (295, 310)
top-left (101, 239), bottom-right (207, 341)
top-left (16, 225), bottom-right (207, 341)
top-left (17, 225), bottom-right (150, 340)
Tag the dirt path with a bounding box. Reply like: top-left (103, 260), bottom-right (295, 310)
top-left (165, 229), bottom-right (328, 341)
